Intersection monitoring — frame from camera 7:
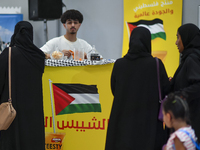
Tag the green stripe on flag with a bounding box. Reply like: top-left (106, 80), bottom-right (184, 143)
top-left (57, 103), bottom-right (101, 115)
top-left (151, 32), bottom-right (166, 40)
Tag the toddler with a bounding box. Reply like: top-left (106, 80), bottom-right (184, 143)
top-left (162, 93), bottom-right (200, 150)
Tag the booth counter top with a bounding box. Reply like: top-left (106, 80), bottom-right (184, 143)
top-left (45, 59), bottom-right (116, 67)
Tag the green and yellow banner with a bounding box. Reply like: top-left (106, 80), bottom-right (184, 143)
top-left (123, 0), bottom-right (183, 76)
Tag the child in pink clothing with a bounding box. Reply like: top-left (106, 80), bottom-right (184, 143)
top-left (162, 93), bottom-right (199, 150)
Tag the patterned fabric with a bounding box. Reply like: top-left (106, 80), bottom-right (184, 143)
top-left (45, 59), bottom-right (116, 67)
top-left (166, 126), bottom-right (197, 150)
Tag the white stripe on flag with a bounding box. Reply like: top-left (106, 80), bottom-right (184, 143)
top-left (126, 21), bottom-right (131, 38)
top-left (70, 94), bottom-right (100, 104)
top-left (138, 23), bottom-right (165, 34)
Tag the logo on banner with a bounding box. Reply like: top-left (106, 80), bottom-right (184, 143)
top-left (45, 133), bottom-right (65, 150)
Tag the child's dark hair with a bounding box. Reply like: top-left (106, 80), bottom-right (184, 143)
top-left (61, 9), bottom-right (83, 24)
top-left (163, 92), bottom-right (191, 124)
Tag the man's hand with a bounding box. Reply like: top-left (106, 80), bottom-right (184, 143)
top-left (62, 50), bottom-right (72, 58)
top-left (45, 53), bottom-right (50, 59)
top-left (84, 52), bottom-right (87, 59)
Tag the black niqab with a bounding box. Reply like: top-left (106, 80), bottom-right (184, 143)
top-left (10, 21), bottom-right (45, 72)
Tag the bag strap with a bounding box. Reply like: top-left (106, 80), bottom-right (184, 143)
top-left (179, 129), bottom-right (200, 150)
top-left (8, 47), bottom-right (12, 103)
top-left (155, 57), bottom-right (162, 102)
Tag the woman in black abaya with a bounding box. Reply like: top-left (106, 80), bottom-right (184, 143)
top-left (0, 21), bottom-right (45, 150)
top-left (105, 27), bottom-right (170, 150)
top-left (170, 23), bottom-right (200, 143)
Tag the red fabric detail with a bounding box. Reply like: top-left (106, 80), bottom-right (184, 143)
top-left (52, 84), bottom-right (75, 115)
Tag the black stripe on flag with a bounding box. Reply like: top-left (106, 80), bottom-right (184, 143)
top-left (129, 18), bottom-right (163, 26)
top-left (53, 84), bottom-right (98, 94)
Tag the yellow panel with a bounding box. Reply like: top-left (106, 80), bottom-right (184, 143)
top-left (43, 64), bottom-right (114, 150)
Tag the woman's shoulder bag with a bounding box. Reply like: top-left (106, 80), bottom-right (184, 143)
top-left (0, 47), bottom-right (16, 130)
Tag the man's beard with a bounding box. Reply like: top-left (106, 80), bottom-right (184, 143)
top-left (70, 32), bottom-right (76, 34)
top-left (70, 27), bottom-right (76, 34)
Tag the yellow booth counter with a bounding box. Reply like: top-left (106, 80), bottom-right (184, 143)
top-left (43, 59), bottom-right (115, 150)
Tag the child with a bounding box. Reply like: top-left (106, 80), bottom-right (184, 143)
top-left (162, 93), bottom-right (198, 150)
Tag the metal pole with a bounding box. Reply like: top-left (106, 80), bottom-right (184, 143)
top-left (49, 79), bottom-right (56, 133)
top-left (44, 19), bottom-right (48, 42)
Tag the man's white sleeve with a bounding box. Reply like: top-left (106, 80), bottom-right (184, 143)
top-left (40, 38), bottom-right (57, 54)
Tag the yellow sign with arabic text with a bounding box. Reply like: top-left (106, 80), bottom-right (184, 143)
top-left (43, 64), bottom-right (114, 150)
top-left (123, 0), bottom-right (182, 76)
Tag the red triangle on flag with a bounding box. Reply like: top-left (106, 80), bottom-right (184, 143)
top-left (52, 84), bottom-right (75, 115)
top-left (127, 23), bottom-right (137, 35)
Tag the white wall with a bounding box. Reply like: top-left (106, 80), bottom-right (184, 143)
top-left (1, 0), bottom-right (200, 59)
top-left (182, 0), bottom-right (200, 26)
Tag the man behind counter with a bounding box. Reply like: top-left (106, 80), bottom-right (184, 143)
top-left (40, 9), bottom-right (93, 59)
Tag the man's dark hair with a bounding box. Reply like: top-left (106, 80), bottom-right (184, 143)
top-left (61, 9), bottom-right (83, 24)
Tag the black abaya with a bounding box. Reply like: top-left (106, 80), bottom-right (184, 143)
top-left (105, 27), bottom-right (170, 150)
top-left (170, 23), bottom-right (200, 143)
top-left (0, 21), bottom-right (45, 150)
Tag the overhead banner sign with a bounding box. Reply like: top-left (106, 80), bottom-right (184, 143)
top-left (122, 0), bottom-right (183, 76)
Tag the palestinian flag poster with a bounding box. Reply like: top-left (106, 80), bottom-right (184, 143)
top-left (52, 83), bottom-right (101, 115)
top-left (123, 0), bottom-right (183, 77)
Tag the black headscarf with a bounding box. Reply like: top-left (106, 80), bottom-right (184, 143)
top-left (124, 27), bottom-right (152, 60)
top-left (178, 23), bottom-right (200, 62)
top-left (171, 23), bottom-right (200, 88)
top-left (10, 21), bottom-right (45, 72)
top-left (178, 23), bottom-right (200, 50)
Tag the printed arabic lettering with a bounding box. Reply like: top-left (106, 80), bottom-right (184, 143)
top-left (152, 8), bottom-right (173, 15)
top-left (134, 11), bottom-right (150, 18)
top-left (133, 2), bottom-right (159, 12)
top-left (56, 118), bottom-right (107, 131)
top-left (161, 0), bottom-right (173, 7)
top-left (45, 116), bottom-right (108, 131)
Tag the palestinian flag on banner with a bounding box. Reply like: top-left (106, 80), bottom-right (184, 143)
top-left (52, 83), bottom-right (101, 115)
top-left (127, 18), bottom-right (166, 40)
